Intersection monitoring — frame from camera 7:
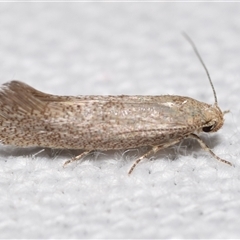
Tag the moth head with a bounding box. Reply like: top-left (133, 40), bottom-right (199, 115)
top-left (183, 33), bottom-right (226, 134)
top-left (202, 105), bottom-right (224, 133)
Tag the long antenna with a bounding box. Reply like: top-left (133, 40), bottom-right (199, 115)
top-left (182, 32), bottom-right (218, 105)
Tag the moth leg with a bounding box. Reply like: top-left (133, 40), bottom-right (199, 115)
top-left (63, 150), bottom-right (92, 167)
top-left (223, 110), bottom-right (230, 115)
top-left (188, 133), bottom-right (233, 166)
top-left (128, 139), bottom-right (182, 175)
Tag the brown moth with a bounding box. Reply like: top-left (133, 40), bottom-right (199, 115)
top-left (0, 34), bottom-right (232, 174)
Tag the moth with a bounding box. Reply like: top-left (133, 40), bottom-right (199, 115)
top-left (0, 34), bottom-right (232, 174)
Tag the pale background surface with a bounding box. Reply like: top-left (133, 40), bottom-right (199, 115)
top-left (0, 2), bottom-right (240, 239)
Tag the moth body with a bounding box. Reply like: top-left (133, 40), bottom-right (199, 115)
top-left (0, 33), bottom-right (233, 174)
top-left (0, 81), bottom-right (223, 151)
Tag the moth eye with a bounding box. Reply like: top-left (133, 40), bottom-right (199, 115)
top-left (202, 125), bottom-right (214, 132)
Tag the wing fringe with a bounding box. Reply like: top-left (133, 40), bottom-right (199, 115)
top-left (0, 81), bottom-right (55, 118)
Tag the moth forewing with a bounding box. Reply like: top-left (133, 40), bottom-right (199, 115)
top-left (0, 83), bottom-right (223, 150)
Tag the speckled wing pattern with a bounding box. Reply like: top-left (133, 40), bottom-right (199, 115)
top-left (0, 81), bottom-right (217, 150)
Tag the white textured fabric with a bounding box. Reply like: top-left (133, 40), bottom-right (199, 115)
top-left (0, 3), bottom-right (240, 239)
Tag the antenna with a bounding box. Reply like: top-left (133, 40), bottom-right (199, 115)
top-left (182, 32), bottom-right (218, 105)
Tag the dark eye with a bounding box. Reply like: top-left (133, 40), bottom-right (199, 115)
top-left (202, 125), bottom-right (213, 132)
